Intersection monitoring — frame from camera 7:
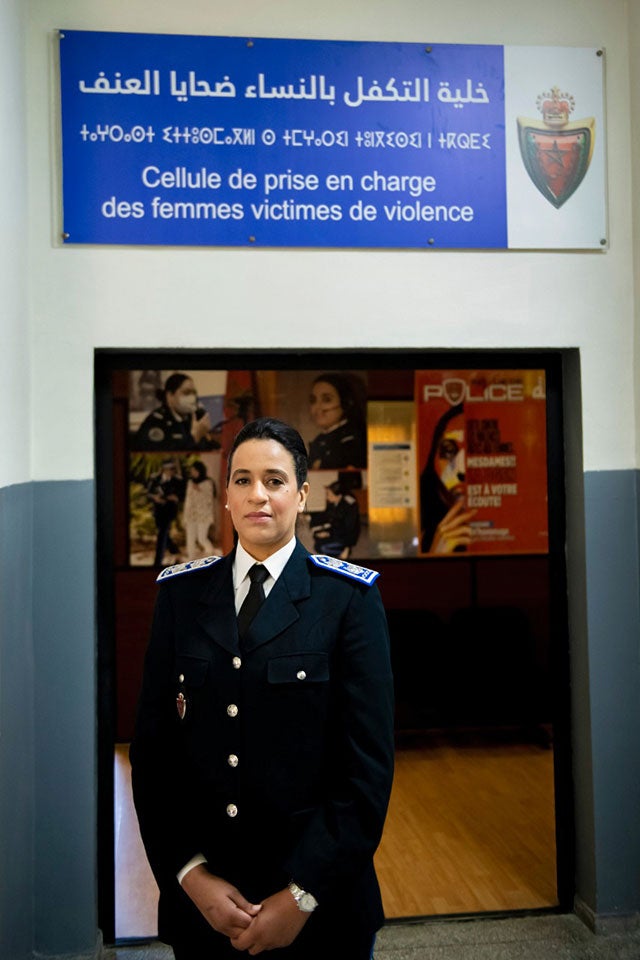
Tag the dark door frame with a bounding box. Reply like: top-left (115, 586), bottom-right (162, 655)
top-left (94, 346), bottom-right (574, 944)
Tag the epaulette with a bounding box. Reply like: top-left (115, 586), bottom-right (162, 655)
top-left (157, 555), bottom-right (222, 582)
top-left (308, 554), bottom-right (380, 586)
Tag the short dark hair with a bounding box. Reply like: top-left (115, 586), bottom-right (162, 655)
top-left (159, 372), bottom-right (191, 402)
top-left (227, 417), bottom-right (309, 489)
top-left (311, 372), bottom-right (366, 426)
top-left (189, 460), bottom-right (208, 481)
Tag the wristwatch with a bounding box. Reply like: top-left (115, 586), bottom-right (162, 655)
top-left (288, 880), bottom-right (318, 913)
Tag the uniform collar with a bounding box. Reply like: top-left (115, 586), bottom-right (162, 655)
top-left (233, 537), bottom-right (297, 590)
top-left (319, 418), bottom-right (348, 435)
top-left (197, 540), bottom-right (310, 655)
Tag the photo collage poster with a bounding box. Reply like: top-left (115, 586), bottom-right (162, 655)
top-left (126, 366), bottom-right (548, 566)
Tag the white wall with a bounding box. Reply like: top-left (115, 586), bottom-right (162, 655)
top-left (631, 0), bottom-right (640, 464)
top-left (0, 0), bottom-right (29, 488)
top-left (27, 0), bottom-right (636, 479)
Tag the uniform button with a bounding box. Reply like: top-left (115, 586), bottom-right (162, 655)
top-left (178, 674), bottom-right (185, 683)
top-left (297, 670), bottom-right (307, 681)
top-left (227, 754), bottom-right (239, 767)
top-left (226, 803), bottom-right (238, 818)
top-left (227, 703), bottom-right (239, 717)
top-left (232, 656), bottom-right (242, 669)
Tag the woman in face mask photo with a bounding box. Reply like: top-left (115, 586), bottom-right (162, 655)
top-left (132, 372), bottom-right (217, 451)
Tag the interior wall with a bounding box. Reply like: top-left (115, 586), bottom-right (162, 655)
top-left (27, 0), bottom-right (635, 479)
top-left (0, 2), bottom-right (33, 960)
top-left (0, 486), bottom-right (34, 960)
top-left (583, 470), bottom-right (640, 915)
top-left (631, 0), bottom-right (640, 456)
top-left (32, 481), bottom-right (97, 957)
top-left (0, 0), bottom-right (29, 486)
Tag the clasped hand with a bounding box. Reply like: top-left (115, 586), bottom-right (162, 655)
top-left (181, 865), bottom-right (310, 955)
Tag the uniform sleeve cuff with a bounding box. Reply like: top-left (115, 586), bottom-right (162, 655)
top-left (177, 853), bottom-right (208, 885)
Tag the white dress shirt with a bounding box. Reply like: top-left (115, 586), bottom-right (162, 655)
top-left (232, 537), bottom-right (297, 612)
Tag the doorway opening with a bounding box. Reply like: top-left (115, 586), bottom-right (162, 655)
top-left (95, 348), bottom-right (573, 943)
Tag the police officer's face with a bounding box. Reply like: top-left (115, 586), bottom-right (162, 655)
top-left (309, 381), bottom-right (343, 430)
top-left (227, 439), bottom-right (309, 560)
top-left (167, 378), bottom-right (198, 416)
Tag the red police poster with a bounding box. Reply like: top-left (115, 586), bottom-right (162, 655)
top-left (416, 370), bottom-right (548, 556)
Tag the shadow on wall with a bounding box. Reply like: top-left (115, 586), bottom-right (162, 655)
top-left (388, 605), bottom-right (548, 739)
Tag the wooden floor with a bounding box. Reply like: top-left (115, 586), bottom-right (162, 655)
top-left (114, 730), bottom-right (558, 939)
top-left (375, 730), bottom-right (558, 918)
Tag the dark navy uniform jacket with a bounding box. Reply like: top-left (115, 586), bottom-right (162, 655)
top-left (309, 494), bottom-right (361, 553)
top-left (132, 403), bottom-right (220, 451)
top-left (130, 539), bottom-right (395, 952)
top-left (308, 420), bottom-right (367, 469)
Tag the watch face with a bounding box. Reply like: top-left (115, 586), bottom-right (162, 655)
top-left (300, 893), bottom-right (316, 912)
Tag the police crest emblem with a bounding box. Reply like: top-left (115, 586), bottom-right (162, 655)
top-left (442, 378), bottom-right (466, 406)
top-left (517, 87), bottom-right (595, 208)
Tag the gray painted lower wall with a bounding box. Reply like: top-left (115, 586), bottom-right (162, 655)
top-left (0, 483), bottom-right (35, 960)
top-left (0, 481), bottom-right (98, 960)
top-left (0, 472), bottom-right (639, 957)
top-left (32, 481), bottom-right (98, 958)
top-left (583, 471), bottom-right (640, 915)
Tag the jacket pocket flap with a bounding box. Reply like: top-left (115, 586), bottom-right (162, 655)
top-left (268, 652), bottom-right (329, 684)
top-left (175, 654), bottom-right (209, 686)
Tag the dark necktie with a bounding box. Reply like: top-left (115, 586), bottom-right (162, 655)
top-left (237, 564), bottom-right (269, 641)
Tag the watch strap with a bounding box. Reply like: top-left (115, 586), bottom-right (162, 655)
top-left (288, 880), bottom-right (318, 912)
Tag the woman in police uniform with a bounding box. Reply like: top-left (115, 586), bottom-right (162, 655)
top-left (130, 417), bottom-right (395, 959)
top-left (132, 372), bottom-right (218, 451)
top-left (307, 372), bottom-right (367, 470)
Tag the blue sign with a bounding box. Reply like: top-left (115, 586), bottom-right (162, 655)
top-left (59, 31), bottom-right (509, 248)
